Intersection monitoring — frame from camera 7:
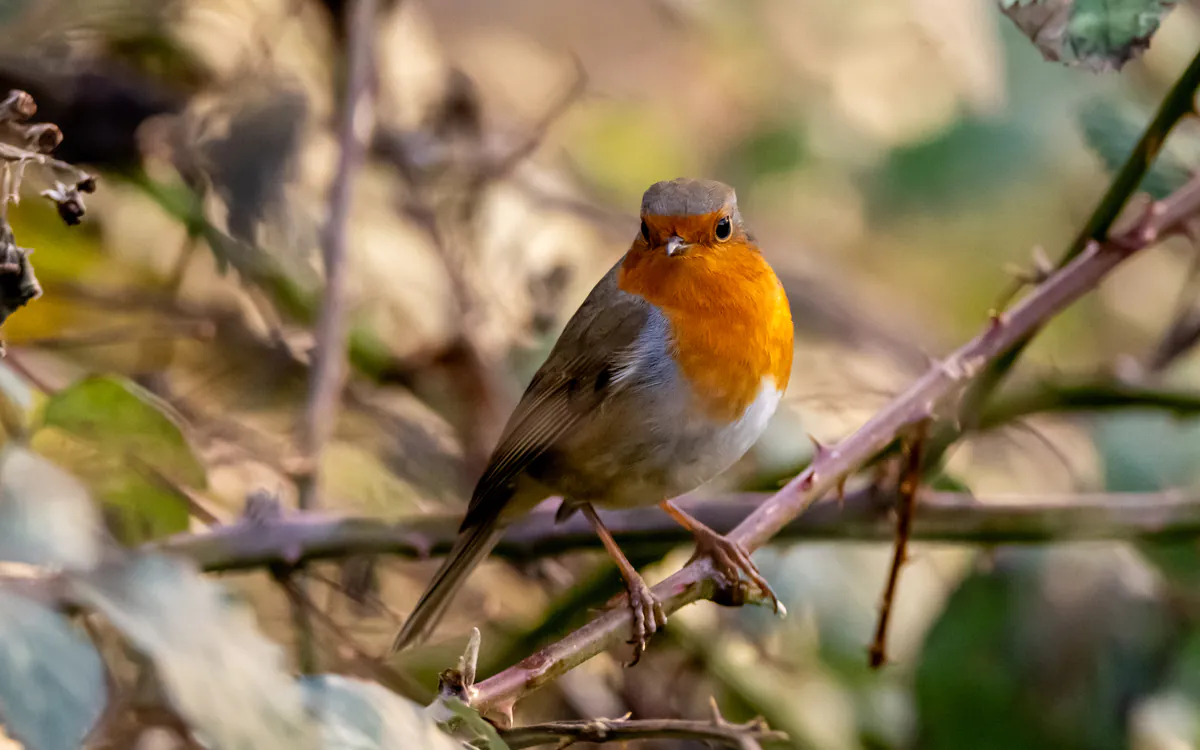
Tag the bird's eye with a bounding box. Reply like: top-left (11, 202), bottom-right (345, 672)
top-left (715, 216), bottom-right (732, 241)
top-left (640, 220), bottom-right (651, 242)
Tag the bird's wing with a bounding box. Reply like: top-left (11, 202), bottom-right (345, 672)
top-left (461, 259), bottom-right (651, 530)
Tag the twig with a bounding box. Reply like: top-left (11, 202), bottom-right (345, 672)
top-left (295, 0), bottom-right (378, 510)
top-left (154, 488), bottom-right (1200, 571)
top-left (467, 175), bottom-right (1200, 722)
top-left (498, 711), bottom-right (786, 749)
top-left (288, 0), bottom-right (378, 675)
top-left (286, 571), bottom-right (427, 701)
top-left (868, 419), bottom-right (928, 669)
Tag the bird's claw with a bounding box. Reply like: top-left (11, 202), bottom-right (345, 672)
top-left (620, 574), bottom-right (666, 667)
top-left (693, 531), bottom-right (783, 616)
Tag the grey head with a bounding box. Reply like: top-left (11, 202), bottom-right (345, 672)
top-left (640, 178), bottom-right (738, 218)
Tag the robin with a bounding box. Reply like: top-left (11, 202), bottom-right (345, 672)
top-left (392, 178), bottom-right (794, 662)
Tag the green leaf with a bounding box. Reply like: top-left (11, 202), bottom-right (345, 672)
top-left (435, 699), bottom-right (510, 750)
top-left (999, 0), bottom-right (1177, 72)
top-left (1094, 412), bottom-right (1200, 492)
top-left (0, 445), bottom-right (101, 569)
top-left (1093, 412), bottom-right (1200, 588)
top-left (0, 589), bottom-right (106, 750)
top-left (34, 375), bottom-right (206, 543)
top-left (73, 554), bottom-right (316, 750)
top-left (918, 550), bottom-right (1175, 750)
top-left (1079, 98), bottom-right (1199, 199)
top-left (300, 675), bottom-right (469, 750)
top-left (40, 375), bottom-right (204, 485)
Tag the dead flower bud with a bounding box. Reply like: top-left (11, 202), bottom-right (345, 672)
top-left (0, 91), bottom-right (35, 123)
top-left (76, 175), bottom-right (97, 193)
top-left (24, 123), bottom-right (62, 154)
top-left (41, 181), bottom-right (85, 226)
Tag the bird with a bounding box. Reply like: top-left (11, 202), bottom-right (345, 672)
top-left (391, 177), bottom-right (794, 662)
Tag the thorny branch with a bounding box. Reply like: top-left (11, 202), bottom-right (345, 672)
top-left (498, 701), bottom-right (787, 750)
top-left (430, 629), bottom-right (783, 748)
top-left (466, 174), bottom-right (1200, 724)
top-left (156, 488), bottom-right (1200, 570)
top-left (868, 419), bottom-right (929, 669)
top-left (957, 47), bottom-right (1200, 445)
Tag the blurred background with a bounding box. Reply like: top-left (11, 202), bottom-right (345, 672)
top-left (3, 0), bottom-right (1200, 748)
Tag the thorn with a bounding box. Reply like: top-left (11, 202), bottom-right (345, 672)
top-left (492, 699), bottom-right (516, 731)
top-left (799, 472), bottom-right (814, 491)
top-left (708, 696), bottom-right (729, 727)
top-left (986, 309), bottom-right (1006, 334)
top-left (457, 627), bottom-right (481, 689)
top-left (1003, 245), bottom-right (1054, 287)
top-left (1031, 245), bottom-right (1052, 276)
top-left (807, 433), bottom-right (829, 461)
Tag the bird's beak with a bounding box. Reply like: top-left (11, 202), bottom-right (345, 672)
top-left (664, 235), bottom-right (689, 256)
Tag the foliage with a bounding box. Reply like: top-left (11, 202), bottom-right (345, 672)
top-left (999, 0), bottom-right (1178, 71)
top-left (2, 0), bottom-right (1200, 749)
top-left (0, 589), bottom-right (106, 750)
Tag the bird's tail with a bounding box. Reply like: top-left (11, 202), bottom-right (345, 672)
top-left (391, 519), bottom-right (504, 653)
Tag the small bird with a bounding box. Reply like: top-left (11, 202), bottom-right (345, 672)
top-left (392, 178), bottom-right (794, 661)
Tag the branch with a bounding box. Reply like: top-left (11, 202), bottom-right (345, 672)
top-left (154, 488), bottom-right (1200, 571)
top-left (868, 419), bottom-right (928, 669)
top-left (288, 0), bottom-right (378, 675)
top-left (498, 712), bottom-right (786, 749)
top-left (295, 0), bottom-right (378, 509)
top-left (978, 377), bottom-right (1200, 429)
top-left (467, 175), bottom-right (1200, 722)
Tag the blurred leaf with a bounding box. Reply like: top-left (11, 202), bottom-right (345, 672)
top-left (917, 563), bottom-right (1032, 750)
top-left (1094, 412), bottom-right (1200, 588)
top-left (40, 375), bottom-right (204, 485)
top-left (868, 116), bottom-right (1037, 216)
top-left (199, 85), bottom-right (309, 243)
top-left (570, 102), bottom-right (695, 201)
top-left (929, 470), bottom-right (973, 493)
top-left (0, 588), bottom-right (106, 750)
top-left (31, 427), bottom-right (189, 544)
top-left (0, 445), bottom-right (101, 569)
top-left (33, 375), bottom-right (204, 543)
top-left (1079, 98), bottom-right (1199, 199)
top-left (717, 118), bottom-right (808, 187)
top-left (73, 554), bottom-right (316, 750)
top-left (435, 698), bottom-right (509, 750)
top-left (1095, 412), bottom-right (1200, 491)
top-left (918, 550), bottom-right (1175, 750)
top-left (300, 674), bottom-right (468, 750)
top-left (999, 0), bottom-right (1177, 72)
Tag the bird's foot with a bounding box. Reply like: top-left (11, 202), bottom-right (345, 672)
top-left (691, 529), bottom-right (783, 615)
top-left (617, 573), bottom-right (666, 667)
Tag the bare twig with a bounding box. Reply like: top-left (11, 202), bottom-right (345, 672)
top-left (288, 0), bottom-right (378, 674)
top-left (467, 175), bottom-right (1200, 722)
top-left (295, 0), bottom-right (378, 509)
top-left (286, 571), bottom-right (427, 701)
top-left (868, 419), bottom-right (928, 669)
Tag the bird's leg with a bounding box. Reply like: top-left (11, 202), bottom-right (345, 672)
top-left (659, 500), bottom-right (782, 614)
top-left (580, 503), bottom-right (666, 666)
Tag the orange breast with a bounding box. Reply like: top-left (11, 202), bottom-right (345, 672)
top-left (618, 236), bottom-right (794, 422)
